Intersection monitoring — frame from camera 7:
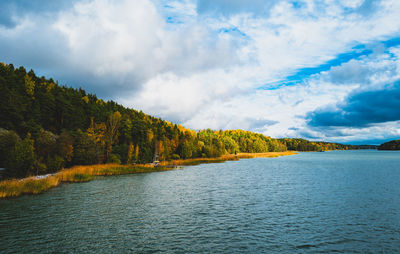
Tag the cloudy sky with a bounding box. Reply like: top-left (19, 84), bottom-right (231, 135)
top-left (1, 0), bottom-right (400, 144)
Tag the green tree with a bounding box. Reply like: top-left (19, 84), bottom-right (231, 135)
top-left (57, 131), bottom-right (74, 166)
top-left (6, 134), bottom-right (35, 178)
top-left (222, 136), bottom-right (239, 154)
top-left (36, 129), bottom-right (57, 159)
top-left (0, 129), bottom-right (20, 168)
top-left (72, 130), bottom-right (102, 165)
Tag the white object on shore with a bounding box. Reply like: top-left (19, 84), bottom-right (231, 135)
top-left (35, 174), bottom-right (54, 179)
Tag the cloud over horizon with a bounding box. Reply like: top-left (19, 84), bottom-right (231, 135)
top-left (307, 83), bottom-right (400, 126)
top-left (1, 0), bottom-right (400, 144)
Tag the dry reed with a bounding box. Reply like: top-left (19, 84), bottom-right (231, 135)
top-left (159, 151), bottom-right (297, 166)
top-left (0, 176), bottom-right (59, 198)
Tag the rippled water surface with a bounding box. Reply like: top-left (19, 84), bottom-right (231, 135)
top-left (1, 150), bottom-right (400, 253)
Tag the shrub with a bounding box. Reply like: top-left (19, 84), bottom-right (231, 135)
top-left (108, 154), bottom-right (121, 164)
top-left (171, 154), bottom-right (180, 160)
top-left (46, 155), bottom-right (65, 173)
top-left (0, 129), bottom-right (20, 168)
top-left (6, 134), bottom-right (35, 178)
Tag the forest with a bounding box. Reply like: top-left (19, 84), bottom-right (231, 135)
top-left (278, 138), bottom-right (357, 151)
top-left (0, 63), bottom-right (356, 179)
top-left (377, 140), bottom-right (400, 150)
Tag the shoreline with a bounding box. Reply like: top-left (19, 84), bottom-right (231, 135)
top-left (0, 151), bottom-right (297, 199)
top-left (159, 151), bottom-right (298, 166)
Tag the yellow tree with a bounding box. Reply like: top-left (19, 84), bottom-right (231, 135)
top-left (127, 141), bottom-right (134, 164)
top-left (134, 145), bottom-right (139, 162)
top-left (157, 140), bottom-right (164, 161)
top-left (87, 117), bottom-right (106, 144)
top-left (105, 111), bottom-right (122, 162)
top-left (24, 74), bottom-right (35, 97)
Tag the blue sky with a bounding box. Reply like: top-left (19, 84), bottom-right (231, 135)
top-left (1, 0), bottom-right (400, 144)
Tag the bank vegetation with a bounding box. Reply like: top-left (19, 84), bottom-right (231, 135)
top-left (0, 151), bottom-right (297, 198)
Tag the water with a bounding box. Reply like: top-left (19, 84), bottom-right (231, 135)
top-left (1, 150), bottom-right (400, 253)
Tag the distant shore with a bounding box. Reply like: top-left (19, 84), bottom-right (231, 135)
top-left (0, 151), bottom-right (297, 199)
top-left (159, 151), bottom-right (298, 166)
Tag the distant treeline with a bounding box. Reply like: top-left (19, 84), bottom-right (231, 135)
top-left (278, 138), bottom-right (359, 151)
top-left (377, 140), bottom-right (400, 150)
top-left (0, 63), bottom-right (356, 179)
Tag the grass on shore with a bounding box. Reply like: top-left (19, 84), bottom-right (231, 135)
top-left (236, 151), bottom-right (298, 158)
top-left (0, 151), bottom-right (297, 199)
top-left (159, 151), bottom-right (298, 166)
top-left (0, 164), bottom-right (170, 198)
top-left (0, 176), bottom-right (59, 198)
top-left (57, 163), bottom-right (174, 182)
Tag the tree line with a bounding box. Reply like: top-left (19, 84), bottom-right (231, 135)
top-left (278, 138), bottom-right (357, 151)
top-left (377, 140), bottom-right (400, 150)
top-left (0, 63), bottom-right (355, 178)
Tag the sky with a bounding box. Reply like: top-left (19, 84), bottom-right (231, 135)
top-left (1, 0), bottom-right (400, 144)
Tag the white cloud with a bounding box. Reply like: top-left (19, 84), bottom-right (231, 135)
top-left (298, 45), bottom-right (400, 142)
top-left (128, 0), bottom-right (400, 141)
top-left (52, 0), bottom-right (240, 92)
top-left (304, 121), bottom-right (400, 144)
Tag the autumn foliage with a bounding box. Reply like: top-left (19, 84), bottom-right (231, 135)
top-left (0, 63), bottom-right (353, 180)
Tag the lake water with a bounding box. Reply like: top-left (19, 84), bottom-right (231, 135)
top-left (1, 150), bottom-right (399, 253)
